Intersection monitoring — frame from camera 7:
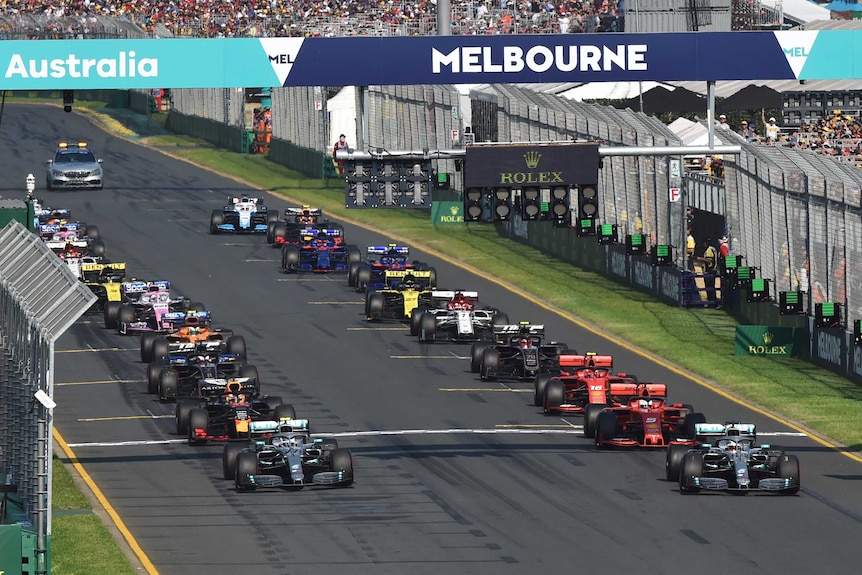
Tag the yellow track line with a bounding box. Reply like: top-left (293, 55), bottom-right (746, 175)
top-left (53, 428), bottom-right (159, 575)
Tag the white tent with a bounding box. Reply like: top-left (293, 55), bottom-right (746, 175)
top-left (666, 117), bottom-right (726, 147)
top-left (558, 81), bottom-right (664, 102)
top-left (327, 86), bottom-right (357, 150)
top-left (761, 0), bottom-right (831, 24)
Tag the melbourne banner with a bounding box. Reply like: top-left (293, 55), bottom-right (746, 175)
top-left (0, 30), bottom-right (860, 89)
top-left (734, 326), bottom-right (804, 357)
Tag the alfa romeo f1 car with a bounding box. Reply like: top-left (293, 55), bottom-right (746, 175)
top-left (365, 270), bottom-right (436, 321)
top-left (668, 423), bottom-right (800, 494)
top-left (177, 380), bottom-right (288, 445)
top-left (280, 227), bottom-right (361, 273)
top-left (225, 418), bottom-right (354, 491)
top-left (586, 383), bottom-right (705, 449)
top-left (267, 206), bottom-right (325, 246)
top-left (45, 141), bottom-right (103, 190)
top-left (411, 290), bottom-right (509, 343)
top-left (348, 245), bottom-right (437, 291)
top-left (210, 195), bottom-right (277, 234)
top-left (470, 323), bottom-right (568, 381)
top-left (103, 281), bottom-right (205, 335)
top-left (536, 353), bottom-right (642, 415)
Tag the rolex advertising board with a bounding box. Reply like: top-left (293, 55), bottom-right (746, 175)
top-left (431, 201), bottom-right (464, 225)
top-left (734, 326), bottom-right (804, 357)
top-left (464, 143), bottom-right (600, 188)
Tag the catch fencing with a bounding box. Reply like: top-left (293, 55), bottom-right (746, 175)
top-left (0, 220), bottom-right (96, 574)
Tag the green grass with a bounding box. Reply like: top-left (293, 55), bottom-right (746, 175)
top-left (51, 456), bottom-right (137, 575)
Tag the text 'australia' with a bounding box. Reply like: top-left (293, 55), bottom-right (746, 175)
top-left (432, 44), bottom-right (648, 74)
top-left (5, 51), bottom-right (158, 79)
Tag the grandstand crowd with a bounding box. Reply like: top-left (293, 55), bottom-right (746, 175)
top-left (0, 0), bottom-right (622, 39)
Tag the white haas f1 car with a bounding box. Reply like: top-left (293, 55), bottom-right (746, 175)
top-left (667, 423), bottom-right (801, 495)
top-left (410, 290), bottom-right (509, 343)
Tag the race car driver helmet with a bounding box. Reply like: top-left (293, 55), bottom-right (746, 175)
top-left (271, 436), bottom-right (287, 448)
top-left (402, 274), bottom-right (416, 288)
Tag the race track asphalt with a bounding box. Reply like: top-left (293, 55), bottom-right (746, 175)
top-left (6, 104), bottom-right (862, 575)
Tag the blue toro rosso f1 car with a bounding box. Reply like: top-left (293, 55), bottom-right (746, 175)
top-left (280, 227), bottom-right (360, 273)
top-left (347, 244), bottom-right (437, 291)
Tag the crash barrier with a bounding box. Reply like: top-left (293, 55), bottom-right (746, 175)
top-left (0, 220), bottom-right (96, 574)
top-left (165, 111), bottom-right (246, 153)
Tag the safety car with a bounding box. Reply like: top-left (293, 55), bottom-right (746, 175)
top-left (281, 227), bottom-right (361, 273)
top-left (176, 380), bottom-right (288, 445)
top-left (586, 383), bottom-right (705, 449)
top-left (102, 281), bottom-right (205, 335)
top-left (411, 290), bottom-right (508, 343)
top-left (45, 141), bottom-right (103, 190)
top-left (226, 418), bottom-right (354, 491)
top-left (668, 423), bottom-right (800, 494)
top-left (470, 323), bottom-right (568, 381)
top-left (210, 195), bottom-right (277, 234)
top-left (365, 270), bottom-right (436, 321)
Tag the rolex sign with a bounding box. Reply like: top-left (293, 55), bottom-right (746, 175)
top-left (734, 326), bottom-right (804, 357)
top-left (464, 142), bottom-right (600, 189)
top-left (432, 201), bottom-right (464, 225)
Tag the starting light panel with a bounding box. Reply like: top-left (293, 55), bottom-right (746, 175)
top-left (344, 158), bottom-right (432, 208)
top-left (854, 319), bottom-right (862, 345)
top-left (550, 186), bottom-right (570, 227)
top-left (493, 187), bottom-right (512, 221)
top-left (521, 186), bottom-right (541, 221)
top-left (464, 187), bottom-right (485, 222)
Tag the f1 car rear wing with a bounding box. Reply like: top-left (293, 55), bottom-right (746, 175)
top-left (431, 290), bottom-right (479, 300)
top-left (198, 377), bottom-right (256, 398)
top-left (122, 280), bottom-right (170, 294)
top-left (37, 208), bottom-right (71, 222)
top-left (162, 310), bottom-right (211, 324)
top-left (228, 196), bottom-right (261, 204)
top-left (608, 381), bottom-right (668, 399)
top-left (285, 206), bottom-right (323, 221)
top-left (693, 422), bottom-right (756, 441)
top-left (39, 222), bottom-right (79, 234)
top-left (383, 269), bottom-right (433, 288)
top-left (494, 324), bottom-right (545, 336)
top-left (368, 245), bottom-right (409, 256)
top-left (559, 353), bottom-right (612, 369)
top-left (81, 261), bottom-right (126, 282)
top-left (247, 418), bottom-right (310, 436)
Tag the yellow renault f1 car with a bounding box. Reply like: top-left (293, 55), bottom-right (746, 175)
top-left (365, 270), bottom-right (436, 321)
top-left (81, 261), bottom-right (126, 310)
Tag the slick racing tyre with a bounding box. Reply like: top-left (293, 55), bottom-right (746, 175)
top-left (595, 411), bottom-right (617, 449)
top-left (266, 209), bottom-right (279, 225)
top-left (147, 362), bottom-right (167, 395)
top-left (480, 348), bottom-right (499, 381)
top-left (470, 342), bottom-right (491, 373)
top-left (347, 261), bottom-right (362, 287)
top-left (666, 443), bottom-right (691, 482)
top-left (543, 379), bottom-right (565, 414)
top-left (366, 293), bottom-right (384, 320)
top-left (583, 403), bottom-right (607, 439)
top-left (683, 412), bottom-right (707, 440)
top-left (776, 455), bottom-right (800, 495)
top-left (90, 240), bottom-right (106, 257)
top-left (329, 448), bottom-right (354, 485)
top-left (223, 443), bottom-right (246, 480)
top-left (410, 307), bottom-right (425, 337)
top-left (535, 373), bottom-right (553, 407)
top-left (346, 245), bottom-right (362, 264)
top-left (116, 305), bottom-right (136, 334)
top-left (264, 396), bottom-right (283, 412)
top-left (227, 335), bottom-right (247, 361)
top-left (83, 225), bottom-right (100, 240)
top-left (679, 452), bottom-right (704, 493)
top-left (176, 399), bottom-right (199, 435)
top-left (282, 245), bottom-right (300, 272)
top-left (140, 332), bottom-right (157, 363)
top-left (159, 369), bottom-right (179, 402)
top-left (427, 267), bottom-right (438, 288)
top-left (187, 408), bottom-right (209, 445)
top-left (418, 313), bottom-right (437, 342)
top-left (274, 404), bottom-right (296, 422)
top-left (355, 264), bottom-right (371, 292)
top-left (492, 312), bottom-right (510, 326)
top-left (210, 210), bottom-right (224, 234)
top-left (150, 338), bottom-right (169, 363)
top-left (235, 452), bottom-right (259, 491)
top-left (266, 222), bottom-right (276, 244)
top-left (271, 222), bottom-right (287, 245)
top-left (103, 301), bottom-right (121, 329)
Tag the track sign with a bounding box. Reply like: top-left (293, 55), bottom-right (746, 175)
top-left (669, 187), bottom-right (681, 202)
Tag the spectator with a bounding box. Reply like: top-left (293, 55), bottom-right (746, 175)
top-left (739, 120), bottom-right (755, 142)
top-left (701, 238), bottom-right (718, 273)
top-left (762, 109), bottom-right (779, 142)
top-left (717, 114), bottom-right (729, 130)
top-left (719, 235), bottom-right (729, 258)
top-left (686, 228), bottom-right (696, 271)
